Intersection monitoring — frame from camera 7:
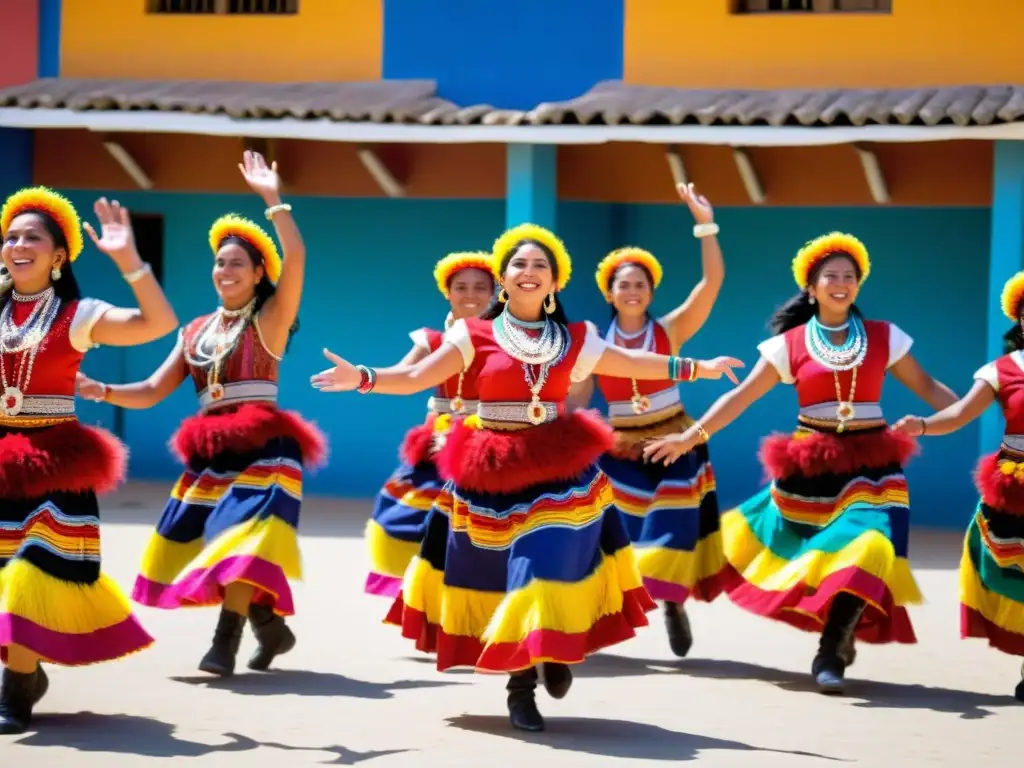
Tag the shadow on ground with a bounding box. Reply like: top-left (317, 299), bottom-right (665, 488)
top-left (574, 654), bottom-right (1018, 720)
top-left (18, 712), bottom-right (409, 764)
top-left (170, 668), bottom-right (465, 699)
top-left (447, 714), bottom-right (845, 761)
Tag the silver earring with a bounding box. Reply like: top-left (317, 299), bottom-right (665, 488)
top-left (51, 266), bottom-right (62, 281)
top-left (808, 295), bottom-right (816, 305)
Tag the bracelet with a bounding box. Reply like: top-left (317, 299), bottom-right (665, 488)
top-left (693, 222), bottom-right (720, 239)
top-left (122, 263), bottom-right (152, 284)
top-left (355, 365), bottom-right (377, 394)
top-left (920, 417), bottom-right (928, 436)
top-left (687, 358), bottom-right (699, 382)
top-left (695, 423), bottom-right (710, 443)
top-left (265, 203), bottom-right (293, 220)
top-left (668, 356), bottom-right (699, 382)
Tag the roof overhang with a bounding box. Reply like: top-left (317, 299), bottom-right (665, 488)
top-left (3, 107), bottom-right (1024, 146)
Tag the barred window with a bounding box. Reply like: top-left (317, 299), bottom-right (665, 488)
top-left (149, 0), bottom-right (298, 14)
top-left (737, 0), bottom-right (891, 12)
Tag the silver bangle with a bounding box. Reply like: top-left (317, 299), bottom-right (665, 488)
top-left (265, 203), bottom-right (292, 220)
top-left (693, 222), bottom-right (720, 239)
top-left (123, 263), bottom-right (152, 284)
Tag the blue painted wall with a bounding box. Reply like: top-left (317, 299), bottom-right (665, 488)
top-left (62, 192), bottom-right (505, 496)
top-left (38, 0), bottom-right (62, 77)
top-left (556, 203), bottom-right (988, 528)
top-left (382, 0), bottom-right (624, 109)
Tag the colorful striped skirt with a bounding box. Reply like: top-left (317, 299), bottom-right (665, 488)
top-left (601, 442), bottom-right (730, 604)
top-left (366, 419), bottom-right (444, 598)
top-left (960, 452), bottom-right (1024, 655)
top-left (133, 404), bottom-right (325, 616)
top-left (387, 411), bottom-right (656, 672)
top-left (723, 427), bottom-right (920, 644)
top-left (0, 422), bottom-right (152, 665)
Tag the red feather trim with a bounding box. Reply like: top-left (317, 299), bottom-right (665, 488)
top-left (974, 452), bottom-right (1024, 515)
top-left (0, 422), bottom-right (126, 500)
top-left (759, 428), bottom-right (917, 481)
top-left (171, 402), bottom-right (327, 469)
top-left (399, 415), bottom-right (438, 467)
top-left (435, 409), bottom-right (613, 494)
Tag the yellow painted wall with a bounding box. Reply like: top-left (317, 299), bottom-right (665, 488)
top-left (60, 0), bottom-right (382, 81)
top-left (625, 0), bottom-right (1024, 88)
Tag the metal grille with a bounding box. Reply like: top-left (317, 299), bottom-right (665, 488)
top-left (150, 0), bottom-right (216, 12)
top-left (738, 0), bottom-right (891, 11)
top-left (149, 0), bottom-right (299, 13)
top-left (227, 0), bottom-right (298, 13)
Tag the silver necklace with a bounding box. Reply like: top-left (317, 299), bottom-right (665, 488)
top-left (0, 287), bottom-right (61, 416)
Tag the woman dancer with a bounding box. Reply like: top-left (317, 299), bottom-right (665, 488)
top-left (893, 270), bottom-right (1024, 701)
top-left (644, 232), bottom-right (957, 693)
top-left (77, 151), bottom-right (322, 677)
top-left (312, 223), bottom-right (742, 730)
top-left (365, 252), bottom-right (493, 598)
top-left (0, 187), bottom-right (178, 733)
top-left (584, 182), bottom-right (727, 657)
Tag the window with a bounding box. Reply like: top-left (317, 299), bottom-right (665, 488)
top-left (130, 214), bottom-right (165, 286)
top-left (149, 0), bottom-right (298, 14)
top-left (736, 0), bottom-right (891, 11)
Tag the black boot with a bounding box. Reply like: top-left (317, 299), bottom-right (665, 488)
top-left (664, 601), bottom-right (693, 658)
top-left (506, 668), bottom-right (545, 732)
top-left (812, 593), bottom-right (865, 694)
top-left (540, 662), bottom-right (572, 699)
top-left (199, 609), bottom-right (246, 676)
top-left (247, 603), bottom-right (296, 671)
top-left (0, 666), bottom-right (49, 735)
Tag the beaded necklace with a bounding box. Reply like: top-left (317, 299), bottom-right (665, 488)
top-left (493, 310), bottom-right (570, 425)
top-left (805, 314), bottom-right (867, 432)
top-left (606, 318), bottom-right (656, 415)
top-left (0, 287), bottom-right (61, 416)
top-left (183, 298), bottom-right (257, 402)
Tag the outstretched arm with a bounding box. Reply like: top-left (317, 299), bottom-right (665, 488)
top-left (893, 379), bottom-right (996, 438)
top-left (311, 343), bottom-right (464, 396)
top-left (591, 343), bottom-right (744, 385)
top-left (890, 353), bottom-right (959, 411)
top-left (84, 198), bottom-right (178, 347)
top-left (77, 336), bottom-right (189, 409)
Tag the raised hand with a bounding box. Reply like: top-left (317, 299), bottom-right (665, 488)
top-left (643, 428), bottom-right (702, 465)
top-left (695, 356), bottom-right (744, 385)
top-left (677, 182), bottom-right (714, 225)
top-left (239, 150), bottom-right (281, 201)
top-left (892, 415), bottom-right (926, 437)
top-left (75, 372), bottom-right (108, 403)
top-left (83, 198), bottom-right (138, 267)
top-left (310, 349), bottom-right (362, 393)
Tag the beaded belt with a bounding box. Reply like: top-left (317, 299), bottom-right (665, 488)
top-left (608, 386), bottom-right (682, 428)
top-left (427, 396), bottom-right (480, 416)
top-left (199, 381), bottom-right (278, 411)
top-left (797, 401), bottom-right (886, 432)
top-left (477, 400), bottom-right (559, 429)
top-left (0, 394), bottom-right (76, 428)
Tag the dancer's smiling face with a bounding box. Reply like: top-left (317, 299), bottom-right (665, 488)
top-left (2, 212), bottom-right (67, 292)
top-left (500, 241), bottom-right (555, 306)
top-left (609, 263), bottom-right (654, 318)
top-left (807, 254), bottom-right (861, 318)
top-left (448, 267), bottom-right (493, 320)
top-left (213, 237), bottom-right (264, 308)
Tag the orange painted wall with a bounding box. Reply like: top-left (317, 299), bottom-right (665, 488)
top-left (625, 0), bottom-right (1024, 88)
top-left (0, 0), bottom-right (39, 86)
top-left (60, 0), bottom-right (381, 81)
top-left (34, 130), bottom-right (990, 206)
top-left (32, 131), bottom-right (505, 199)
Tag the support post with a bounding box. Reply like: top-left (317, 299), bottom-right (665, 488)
top-left (505, 144), bottom-right (557, 229)
top-left (981, 141), bottom-right (1024, 454)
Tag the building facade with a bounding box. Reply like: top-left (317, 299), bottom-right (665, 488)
top-left (1, 0), bottom-right (1022, 525)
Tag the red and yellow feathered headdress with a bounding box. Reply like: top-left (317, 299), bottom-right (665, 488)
top-left (1001, 272), bottom-right (1024, 321)
top-left (595, 247), bottom-right (664, 301)
top-left (792, 232), bottom-right (871, 290)
top-left (434, 251), bottom-right (493, 299)
top-left (209, 214), bottom-right (282, 284)
top-left (491, 223), bottom-right (572, 291)
top-left (0, 186), bottom-right (84, 262)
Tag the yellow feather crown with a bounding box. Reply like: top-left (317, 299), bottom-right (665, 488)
top-left (209, 214), bottom-right (281, 284)
top-left (491, 223), bottom-right (572, 291)
top-left (792, 232), bottom-right (871, 290)
top-left (434, 251), bottom-right (494, 299)
top-left (595, 247), bottom-right (664, 301)
top-left (0, 186), bottom-right (84, 262)
top-left (1001, 271), bottom-right (1024, 321)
